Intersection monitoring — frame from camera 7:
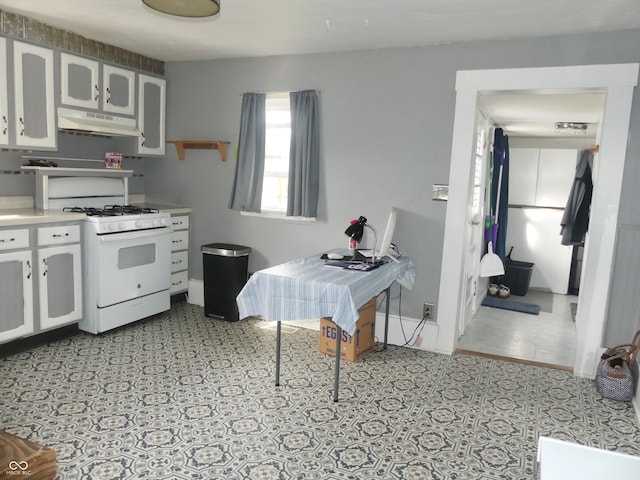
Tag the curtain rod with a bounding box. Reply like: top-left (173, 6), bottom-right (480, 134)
top-left (240, 89), bottom-right (320, 96)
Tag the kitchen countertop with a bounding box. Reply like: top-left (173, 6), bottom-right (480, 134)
top-left (133, 203), bottom-right (192, 215)
top-left (0, 209), bottom-right (86, 227)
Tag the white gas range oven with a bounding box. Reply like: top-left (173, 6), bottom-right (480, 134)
top-left (33, 170), bottom-right (172, 334)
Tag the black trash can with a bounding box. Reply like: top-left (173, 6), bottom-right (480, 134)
top-left (202, 243), bottom-right (251, 321)
top-left (503, 259), bottom-right (534, 296)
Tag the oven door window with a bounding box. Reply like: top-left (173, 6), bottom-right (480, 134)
top-left (118, 243), bottom-right (156, 269)
top-left (96, 230), bottom-right (171, 307)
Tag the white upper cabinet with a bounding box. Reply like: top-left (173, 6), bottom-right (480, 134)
top-left (137, 74), bottom-right (166, 156)
top-left (60, 53), bottom-right (100, 110)
top-left (102, 65), bottom-right (136, 115)
top-left (0, 38), bottom-right (9, 147)
top-left (103, 64), bottom-right (136, 116)
top-left (13, 41), bottom-right (56, 149)
top-left (60, 53), bottom-right (135, 116)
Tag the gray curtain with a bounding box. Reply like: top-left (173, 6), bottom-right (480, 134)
top-left (287, 90), bottom-right (319, 218)
top-left (228, 93), bottom-right (266, 212)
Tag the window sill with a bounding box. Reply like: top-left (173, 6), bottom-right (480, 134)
top-left (240, 210), bottom-right (316, 223)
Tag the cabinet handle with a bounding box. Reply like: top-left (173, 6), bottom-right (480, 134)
top-left (0, 237), bottom-right (15, 243)
top-left (1, 115), bottom-right (6, 135)
top-left (26, 260), bottom-right (32, 280)
top-left (172, 239), bottom-right (182, 244)
top-left (172, 280), bottom-right (183, 286)
top-left (172, 259), bottom-right (183, 265)
top-left (106, 87), bottom-right (111, 103)
top-left (52, 233), bottom-right (70, 238)
top-left (19, 117), bottom-right (24, 136)
top-left (94, 84), bottom-right (100, 101)
top-left (42, 258), bottom-right (48, 276)
top-left (141, 132), bottom-right (145, 146)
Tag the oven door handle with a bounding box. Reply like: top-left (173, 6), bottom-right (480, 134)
top-left (98, 228), bottom-right (171, 243)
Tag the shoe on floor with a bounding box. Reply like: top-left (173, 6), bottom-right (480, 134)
top-left (498, 284), bottom-right (510, 298)
top-left (488, 283), bottom-right (499, 296)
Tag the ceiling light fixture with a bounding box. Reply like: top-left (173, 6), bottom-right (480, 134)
top-left (554, 122), bottom-right (588, 132)
top-left (142, 0), bottom-right (220, 17)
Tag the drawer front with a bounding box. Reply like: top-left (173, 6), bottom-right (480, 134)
top-left (170, 270), bottom-right (188, 294)
top-left (171, 230), bottom-right (189, 252)
top-left (171, 250), bottom-right (188, 273)
top-left (0, 229), bottom-right (29, 251)
top-left (171, 215), bottom-right (189, 230)
top-left (38, 225), bottom-right (81, 246)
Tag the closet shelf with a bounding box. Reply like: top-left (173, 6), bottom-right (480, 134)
top-left (168, 141), bottom-right (230, 161)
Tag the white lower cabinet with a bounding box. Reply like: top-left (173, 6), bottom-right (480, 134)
top-left (170, 214), bottom-right (189, 295)
top-left (0, 249), bottom-right (34, 343)
top-left (0, 222), bottom-right (82, 344)
top-left (37, 243), bottom-right (82, 330)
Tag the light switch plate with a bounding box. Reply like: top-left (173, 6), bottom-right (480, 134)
top-left (432, 184), bottom-right (449, 201)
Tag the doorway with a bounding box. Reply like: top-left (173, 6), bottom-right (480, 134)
top-left (436, 63), bottom-right (639, 377)
top-left (457, 91), bottom-right (603, 368)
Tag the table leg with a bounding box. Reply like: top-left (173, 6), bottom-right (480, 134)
top-left (275, 321), bottom-right (281, 386)
top-left (333, 325), bottom-right (342, 402)
top-left (384, 286), bottom-right (391, 350)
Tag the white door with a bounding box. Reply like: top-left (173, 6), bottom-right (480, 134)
top-left (460, 113), bottom-right (491, 334)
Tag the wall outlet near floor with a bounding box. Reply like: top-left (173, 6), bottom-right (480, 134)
top-left (423, 302), bottom-right (435, 321)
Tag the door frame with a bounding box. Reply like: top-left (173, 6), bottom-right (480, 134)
top-left (437, 63), bottom-right (639, 377)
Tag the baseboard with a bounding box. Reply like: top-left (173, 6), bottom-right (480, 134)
top-left (375, 313), bottom-right (445, 353)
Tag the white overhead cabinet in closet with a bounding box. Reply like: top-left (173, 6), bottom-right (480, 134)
top-left (509, 148), bottom-right (577, 207)
top-left (60, 53), bottom-right (136, 116)
top-left (13, 41), bottom-right (56, 149)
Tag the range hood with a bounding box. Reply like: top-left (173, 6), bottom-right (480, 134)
top-left (57, 107), bottom-right (142, 137)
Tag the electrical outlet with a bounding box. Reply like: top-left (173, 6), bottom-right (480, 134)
top-left (423, 302), bottom-right (435, 320)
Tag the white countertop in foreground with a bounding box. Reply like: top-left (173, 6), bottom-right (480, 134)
top-left (0, 209), bottom-right (86, 227)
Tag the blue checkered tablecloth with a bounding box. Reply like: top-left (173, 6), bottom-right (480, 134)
top-left (236, 253), bottom-right (415, 335)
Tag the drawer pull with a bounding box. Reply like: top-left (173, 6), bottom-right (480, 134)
top-left (172, 260), bottom-right (183, 265)
top-left (0, 237), bottom-right (16, 243)
top-left (172, 280), bottom-right (183, 286)
top-left (52, 233), bottom-right (70, 238)
top-left (172, 239), bottom-right (182, 244)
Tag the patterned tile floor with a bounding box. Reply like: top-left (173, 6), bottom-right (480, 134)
top-left (2, 301), bottom-right (640, 479)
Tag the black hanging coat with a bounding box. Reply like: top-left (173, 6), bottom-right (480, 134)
top-left (560, 150), bottom-right (593, 245)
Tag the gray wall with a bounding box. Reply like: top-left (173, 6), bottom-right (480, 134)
top-left (144, 29), bottom-right (640, 327)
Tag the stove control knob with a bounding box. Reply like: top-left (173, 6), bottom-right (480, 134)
top-left (135, 220), bottom-right (143, 228)
top-left (117, 223), bottom-right (124, 231)
top-left (153, 219), bottom-right (160, 226)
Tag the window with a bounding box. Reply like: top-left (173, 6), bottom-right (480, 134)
top-left (230, 90), bottom-right (319, 219)
top-left (261, 93), bottom-right (291, 214)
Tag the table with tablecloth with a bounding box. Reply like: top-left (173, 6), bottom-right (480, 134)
top-left (236, 252), bottom-right (415, 401)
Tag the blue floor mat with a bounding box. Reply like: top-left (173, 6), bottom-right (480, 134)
top-left (481, 295), bottom-right (541, 315)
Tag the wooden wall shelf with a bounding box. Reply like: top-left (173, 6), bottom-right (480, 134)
top-left (168, 141), bottom-right (230, 161)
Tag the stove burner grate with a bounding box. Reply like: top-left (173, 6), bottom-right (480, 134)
top-left (63, 205), bottom-right (160, 217)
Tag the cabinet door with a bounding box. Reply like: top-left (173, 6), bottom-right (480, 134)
top-left (38, 244), bottom-right (82, 330)
top-left (103, 64), bottom-right (135, 116)
top-left (0, 251), bottom-right (34, 343)
top-left (137, 74), bottom-right (166, 156)
top-left (60, 53), bottom-right (99, 110)
top-left (0, 38), bottom-right (8, 147)
top-left (13, 41), bottom-right (56, 149)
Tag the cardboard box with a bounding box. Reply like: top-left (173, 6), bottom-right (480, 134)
top-left (319, 296), bottom-right (376, 362)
